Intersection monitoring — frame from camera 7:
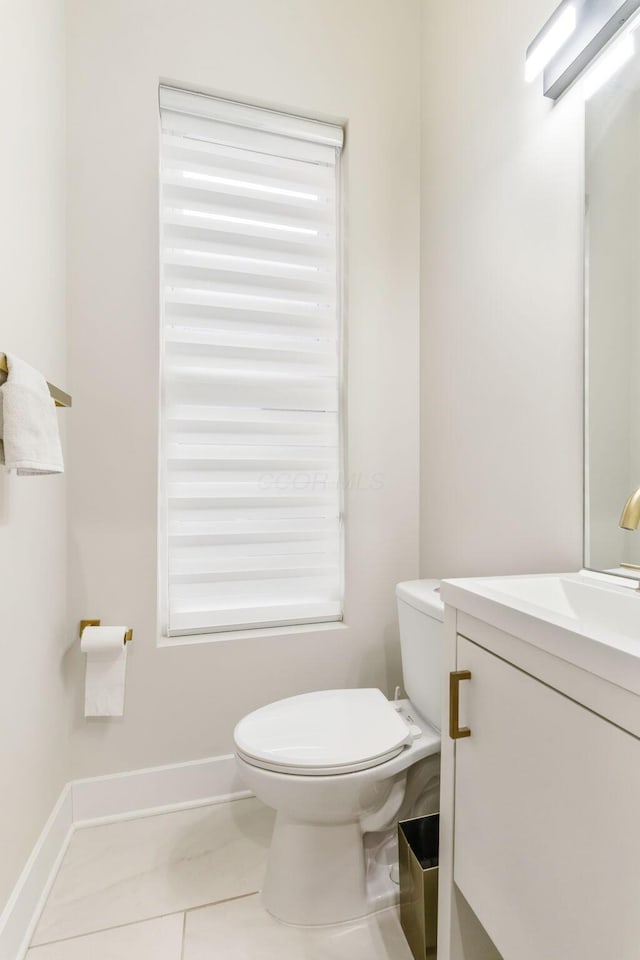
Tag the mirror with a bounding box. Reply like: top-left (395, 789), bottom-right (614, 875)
top-left (585, 51), bottom-right (640, 577)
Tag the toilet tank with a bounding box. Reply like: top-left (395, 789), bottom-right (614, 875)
top-left (396, 580), bottom-right (444, 732)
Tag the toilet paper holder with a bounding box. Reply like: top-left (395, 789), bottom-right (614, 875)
top-left (80, 620), bottom-right (133, 644)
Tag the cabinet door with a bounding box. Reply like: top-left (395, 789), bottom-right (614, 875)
top-left (454, 635), bottom-right (640, 960)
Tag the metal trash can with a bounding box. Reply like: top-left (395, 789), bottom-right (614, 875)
top-left (398, 813), bottom-right (439, 960)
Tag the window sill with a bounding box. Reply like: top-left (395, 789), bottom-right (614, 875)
top-left (158, 620), bottom-right (350, 648)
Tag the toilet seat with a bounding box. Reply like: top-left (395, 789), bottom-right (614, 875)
top-left (234, 688), bottom-right (415, 776)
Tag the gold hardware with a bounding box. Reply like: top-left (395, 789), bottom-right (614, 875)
top-left (0, 353), bottom-right (72, 408)
top-left (449, 670), bottom-right (471, 740)
top-left (619, 486), bottom-right (640, 531)
top-left (80, 620), bottom-right (133, 643)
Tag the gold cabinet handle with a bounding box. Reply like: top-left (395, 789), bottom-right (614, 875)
top-left (449, 670), bottom-right (471, 740)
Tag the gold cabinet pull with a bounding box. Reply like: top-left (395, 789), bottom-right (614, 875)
top-left (449, 670), bottom-right (471, 740)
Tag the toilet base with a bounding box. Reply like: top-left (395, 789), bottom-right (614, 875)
top-left (262, 813), bottom-right (370, 926)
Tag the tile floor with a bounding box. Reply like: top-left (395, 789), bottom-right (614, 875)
top-left (27, 796), bottom-right (415, 959)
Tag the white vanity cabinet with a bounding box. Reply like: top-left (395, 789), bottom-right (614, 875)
top-left (438, 602), bottom-right (640, 960)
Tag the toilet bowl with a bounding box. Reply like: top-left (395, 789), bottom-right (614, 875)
top-left (233, 579), bottom-right (444, 926)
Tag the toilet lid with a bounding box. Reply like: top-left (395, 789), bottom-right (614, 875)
top-left (234, 689), bottom-right (413, 776)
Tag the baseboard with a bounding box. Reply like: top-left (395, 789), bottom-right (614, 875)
top-left (72, 753), bottom-right (251, 826)
top-left (0, 754), bottom-right (252, 960)
top-left (0, 786), bottom-right (74, 960)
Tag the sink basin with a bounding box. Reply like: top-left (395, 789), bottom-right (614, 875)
top-left (440, 570), bottom-right (640, 697)
top-left (479, 572), bottom-right (640, 639)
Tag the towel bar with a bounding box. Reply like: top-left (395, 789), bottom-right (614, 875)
top-left (0, 353), bottom-right (72, 408)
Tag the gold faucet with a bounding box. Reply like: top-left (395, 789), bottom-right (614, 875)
top-left (618, 488), bottom-right (640, 586)
top-left (620, 486), bottom-right (640, 531)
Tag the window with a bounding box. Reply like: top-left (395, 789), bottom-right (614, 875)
top-left (159, 86), bottom-right (344, 637)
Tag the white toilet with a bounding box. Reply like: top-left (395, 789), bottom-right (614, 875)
top-left (233, 579), bottom-right (444, 926)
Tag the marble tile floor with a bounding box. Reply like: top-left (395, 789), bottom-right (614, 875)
top-left (27, 796), bottom-right (414, 960)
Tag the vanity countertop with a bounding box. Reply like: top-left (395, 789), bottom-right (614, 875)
top-left (440, 570), bottom-right (640, 698)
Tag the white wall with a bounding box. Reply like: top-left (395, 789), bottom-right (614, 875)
top-left (66, 0), bottom-right (422, 777)
top-left (420, 0), bottom-right (585, 580)
top-left (0, 0), bottom-right (70, 910)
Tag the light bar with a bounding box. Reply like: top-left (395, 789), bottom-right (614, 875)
top-left (525, 4), bottom-right (577, 83)
top-left (583, 32), bottom-right (635, 98)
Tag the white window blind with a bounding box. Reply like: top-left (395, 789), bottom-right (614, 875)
top-left (159, 86), bottom-right (344, 637)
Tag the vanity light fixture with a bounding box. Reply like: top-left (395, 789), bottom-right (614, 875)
top-left (527, 0), bottom-right (640, 99)
top-left (583, 31), bottom-right (635, 98)
top-left (525, 3), bottom-right (577, 83)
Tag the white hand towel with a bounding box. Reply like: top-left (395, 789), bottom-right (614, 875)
top-left (0, 354), bottom-right (64, 475)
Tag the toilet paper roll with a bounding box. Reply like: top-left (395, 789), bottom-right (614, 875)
top-left (81, 626), bottom-right (128, 718)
